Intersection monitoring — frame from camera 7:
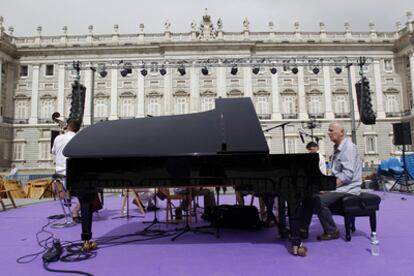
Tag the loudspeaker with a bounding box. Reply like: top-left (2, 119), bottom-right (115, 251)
top-left (393, 122), bottom-right (412, 146)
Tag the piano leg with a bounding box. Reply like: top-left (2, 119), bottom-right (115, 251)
top-left (80, 194), bottom-right (94, 241)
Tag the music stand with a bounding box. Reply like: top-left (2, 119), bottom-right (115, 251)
top-left (112, 189), bottom-right (143, 220)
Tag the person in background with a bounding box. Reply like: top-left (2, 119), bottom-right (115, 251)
top-left (51, 119), bottom-right (82, 222)
top-left (306, 141), bottom-right (327, 175)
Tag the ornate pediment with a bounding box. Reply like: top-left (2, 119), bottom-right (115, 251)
top-left (193, 9), bottom-right (219, 41)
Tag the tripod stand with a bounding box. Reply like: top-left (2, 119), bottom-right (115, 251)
top-left (171, 188), bottom-right (214, 241)
top-left (390, 145), bottom-right (414, 192)
top-left (112, 189), bottom-right (144, 220)
top-left (142, 188), bottom-right (167, 232)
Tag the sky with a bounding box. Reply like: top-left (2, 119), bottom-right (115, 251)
top-left (0, 0), bottom-right (413, 36)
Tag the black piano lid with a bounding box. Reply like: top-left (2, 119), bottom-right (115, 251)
top-left (63, 97), bottom-right (269, 158)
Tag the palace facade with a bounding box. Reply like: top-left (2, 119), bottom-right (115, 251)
top-left (0, 12), bottom-right (414, 172)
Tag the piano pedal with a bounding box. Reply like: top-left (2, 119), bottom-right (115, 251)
top-left (81, 241), bottom-right (97, 253)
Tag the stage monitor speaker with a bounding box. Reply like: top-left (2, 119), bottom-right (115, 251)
top-left (393, 122), bottom-right (412, 146)
top-left (50, 130), bottom-right (60, 151)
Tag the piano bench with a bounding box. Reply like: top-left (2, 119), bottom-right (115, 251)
top-left (331, 192), bottom-right (381, 242)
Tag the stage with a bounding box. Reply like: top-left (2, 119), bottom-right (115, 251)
top-left (0, 191), bottom-right (412, 276)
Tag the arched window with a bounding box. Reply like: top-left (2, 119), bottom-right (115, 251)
top-left (119, 92), bottom-right (135, 118)
top-left (200, 91), bottom-right (216, 111)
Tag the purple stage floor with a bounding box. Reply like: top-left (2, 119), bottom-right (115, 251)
top-left (1, 191), bottom-right (413, 276)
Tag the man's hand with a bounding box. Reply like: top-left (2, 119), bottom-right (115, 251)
top-left (336, 179), bottom-right (343, 188)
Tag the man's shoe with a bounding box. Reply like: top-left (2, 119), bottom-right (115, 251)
top-left (299, 229), bottom-right (309, 239)
top-left (73, 216), bottom-right (82, 224)
top-left (175, 208), bottom-right (183, 220)
top-left (317, 229), bottom-right (340, 241)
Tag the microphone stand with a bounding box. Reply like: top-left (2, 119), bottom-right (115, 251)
top-left (264, 122), bottom-right (290, 154)
top-left (142, 188), bottom-right (167, 233)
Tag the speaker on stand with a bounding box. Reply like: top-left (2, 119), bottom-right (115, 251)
top-left (390, 122), bottom-right (413, 191)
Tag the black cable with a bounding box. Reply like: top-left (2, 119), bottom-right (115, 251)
top-left (43, 261), bottom-right (94, 276)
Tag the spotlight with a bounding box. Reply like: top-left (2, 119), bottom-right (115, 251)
top-left (334, 67), bottom-right (342, 74)
top-left (312, 67), bottom-right (320, 74)
top-left (120, 64), bottom-right (132, 77)
top-left (99, 68), bottom-right (107, 78)
top-left (201, 66), bottom-right (209, 76)
top-left (159, 67), bottom-right (167, 76)
top-left (140, 68), bottom-right (148, 77)
top-left (252, 66), bottom-right (260, 75)
top-left (230, 65), bottom-right (238, 75)
top-left (270, 67), bottom-right (277, 75)
top-left (291, 67), bottom-right (299, 74)
top-left (178, 66), bottom-right (186, 76)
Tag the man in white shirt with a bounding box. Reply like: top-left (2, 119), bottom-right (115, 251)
top-left (305, 141), bottom-right (327, 175)
top-left (51, 119), bottom-right (81, 220)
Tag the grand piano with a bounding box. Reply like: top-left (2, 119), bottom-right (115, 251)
top-left (65, 97), bottom-right (335, 255)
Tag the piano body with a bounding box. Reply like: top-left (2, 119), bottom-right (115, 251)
top-left (65, 97), bottom-right (335, 250)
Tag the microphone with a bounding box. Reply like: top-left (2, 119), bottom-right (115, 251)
top-left (299, 132), bottom-right (305, 144)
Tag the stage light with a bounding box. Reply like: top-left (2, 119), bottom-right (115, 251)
top-left (201, 66), bottom-right (209, 76)
top-left (178, 66), bottom-right (186, 76)
top-left (291, 67), bottom-right (299, 74)
top-left (99, 67), bottom-right (107, 78)
top-left (159, 67), bottom-right (167, 76)
top-left (252, 66), bottom-right (260, 75)
top-left (120, 64), bottom-right (132, 77)
top-left (312, 67), bottom-right (320, 74)
top-left (334, 67), bottom-right (342, 74)
top-left (230, 65), bottom-right (238, 75)
top-left (140, 68), bottom-right (148, 77)
top-left (270, 67), bottom-right (277, 75)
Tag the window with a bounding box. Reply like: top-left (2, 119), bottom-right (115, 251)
top-left (149, 81), bottom-right (159, 88)
top-left (230, 79), bottom-right (239, 86)
top-left (362, 64), bottom-right (369, 73)
top-left (120, 98), bottom-right (134, 117)
top-left (286, 137), bottom-right (296, 153)
top-left (283, 79), bottom-right (293, 85)
top-left (308, 95), bottom-right (322, 114)
top-left (45, 64), bottom-right (54, 76)
top-left (39, 142), bottom-right (51, 160)
top-left (177, 80), bottom-right (186, 87)
top-left (365, 135), bottom-right (377, 154)
top-left (15, 100), bottom-right (28, 120)
top-left (95, 98), bottom-right (107, 118)
top-left (384, 59), bottom-right (393, 72)
top-left (40, 99), bottom-right (54, 119)
top-left (13, 143), bottom-right (25, 161)
top-left (175, 97), bottom-right (188, 114)
top-left (335, 78), bottom-right (344, 84)
top-left (20, 65), bottom-right (28, 77)
top-left (148, 98), bottom-right (160, 116)
top-left (257, 79), bottom-right (267, 86)
top-left (203, 80), bottom-right (213, 87)
top-left (201, 97), bottom-right (215, 111)
top-left (309, 78), bottom-right (319, 85)
top-left (282, 95), bottom-right (296, 114)
top-left (256, 96), bottom-right (269, 115)
top-left (385, 94), bottom-right (399, 113)
top-left (334, 94), bottom-right (348, 114)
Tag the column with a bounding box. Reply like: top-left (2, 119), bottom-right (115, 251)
top-left (57, 64), bottom-right (65, 118)
top-left (349, 66), bottom-right (360, 120)
top-left (163, 68), bottom-right (172, 115)
top-left (373, 60), bottom-right (385, 119)
top-left (216, 66), bottom-right (226, 98)
top-left (410, 53), bottom-right (414, 114)
top-left (109, 68), bottom-right (118, 120)
top-left (271, 73), bottom-right (281, 120)
top-left (190, 67), bottom-right (199, 113)
top-left (0, 59), bottom-right (3, 121)
top-left (297, 68), bottom-right (307, 119)
top-left (83, 68), bottom-right (92, 125)
top-left (323, 66), bottom-right (334, 119)
top-left (29, 64), bottom-right (39, 124)
top-left (137, 71), bottom-right (145, 118)
top-left (243, 67), bottom-right (253, 98)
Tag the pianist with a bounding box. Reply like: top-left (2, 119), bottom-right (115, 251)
top-left (300, 121), bottom-right (362, 240)
top-left (51, 119), bottom-right (82, 222)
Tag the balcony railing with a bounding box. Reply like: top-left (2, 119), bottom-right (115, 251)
top-left (308, 113), bottom-right (325, 119)
top-left (257, 114), bottom-right (271, 120)
top-left (334, 113), bottom-right (350, 118)
top-left (282, 113), bottom-right (298, 119)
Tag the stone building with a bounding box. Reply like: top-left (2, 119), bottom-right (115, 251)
top-left (0, 12), bottom-right (413, 172)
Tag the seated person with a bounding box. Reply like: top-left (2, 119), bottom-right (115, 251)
top-left (132, 188), bottom-right (158, 211)
top-left (173, 187), bottom-right (216, 220)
